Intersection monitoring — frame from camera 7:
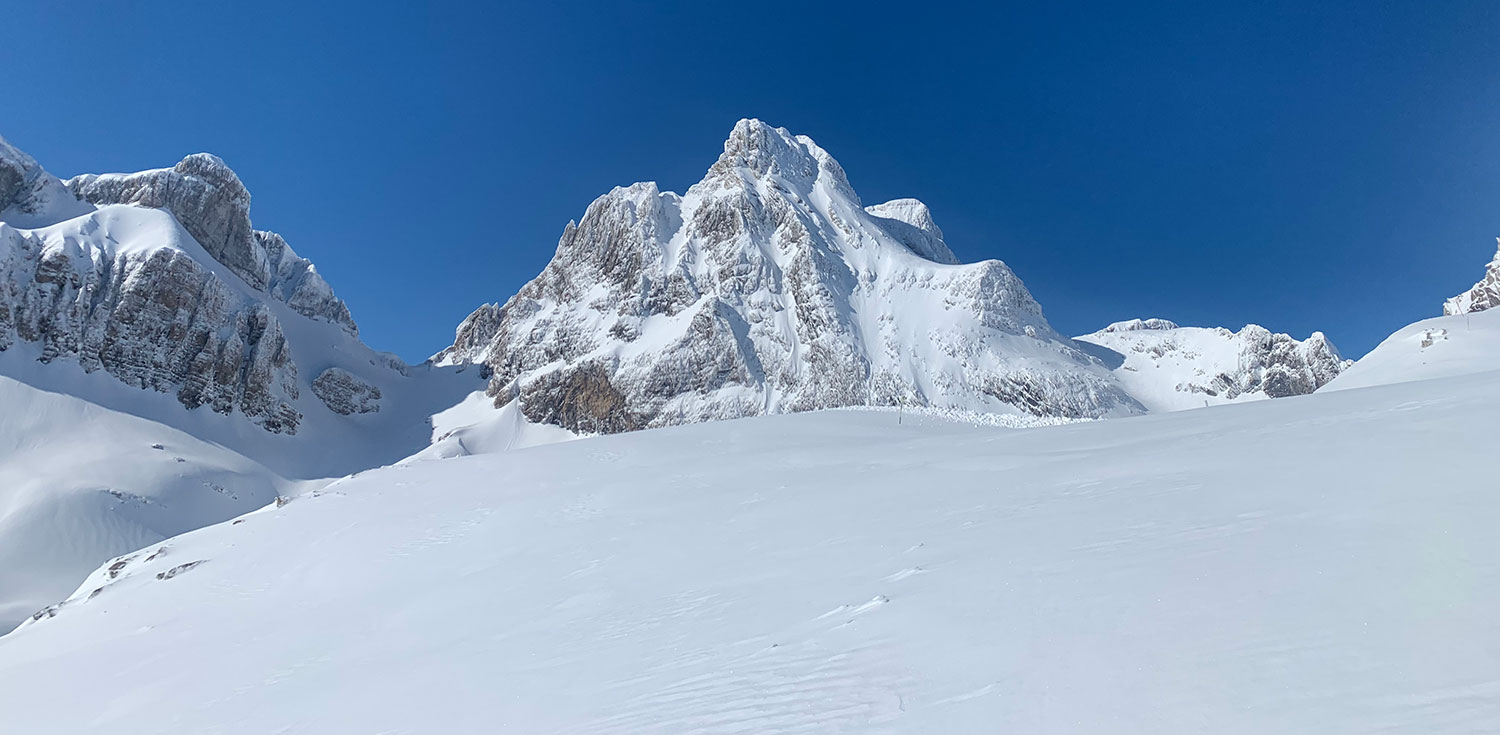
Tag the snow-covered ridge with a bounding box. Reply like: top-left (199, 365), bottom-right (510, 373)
top-left (437, 118), bottom-right (1143, 432)
top-left (1443, 237), bottom-right (1500, 316)
top-left (1075, 319), bottom-right (1349, 412)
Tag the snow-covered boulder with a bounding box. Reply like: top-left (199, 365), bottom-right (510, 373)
top-left (438, 119), bottom-right (1142, 433)
top-left (1443, 237), bottom-right (1500, 316)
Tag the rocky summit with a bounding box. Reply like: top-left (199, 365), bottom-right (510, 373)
top-left (435, 119), bottom-right (1146, 433)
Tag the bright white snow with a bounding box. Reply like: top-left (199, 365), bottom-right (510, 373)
top-left (1, 364), bottom-right (1495, 733)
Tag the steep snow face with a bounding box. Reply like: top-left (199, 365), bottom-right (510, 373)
top-left (1075, 319), bottom-right (1350, 412)
top-left (1324, 307), bottom-right (1500, 392)
top-left (436, 119), bottom-right (1141, 432)
top-left (2, 368), bottom-right (1496, 733)
top-left (1443, 237), bottom-right (1500, 316)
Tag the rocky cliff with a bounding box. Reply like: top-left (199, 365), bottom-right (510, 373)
top-left (1443, 238), bottom-right (1500, 316)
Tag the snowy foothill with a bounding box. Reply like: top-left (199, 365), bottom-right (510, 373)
top-left (0, 356), bottom-right (1496, 733)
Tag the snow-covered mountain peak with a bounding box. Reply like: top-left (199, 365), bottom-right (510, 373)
top-left (1099, 317), bottom-right (1181, 332)
top-left (1443, 237), bottom-right (1500, 316)
top-left (437, 120), bottom-right (1142, 431)
top-left (707, 118), bottom-right (853, 198)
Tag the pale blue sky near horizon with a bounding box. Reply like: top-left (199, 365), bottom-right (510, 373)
top-left (4, 1), bottom-right (1499, 361)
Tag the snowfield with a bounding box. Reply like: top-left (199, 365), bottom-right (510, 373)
top-left (1, 363), bottom-right (1495, 733)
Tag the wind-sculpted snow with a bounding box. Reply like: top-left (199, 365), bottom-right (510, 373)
top-left (1076, 319), bottom-right (1349, 412)
top-left (438, 119), bottom-right (1142, 432)
top-left (1443, 237), bottom-right (1500, 316)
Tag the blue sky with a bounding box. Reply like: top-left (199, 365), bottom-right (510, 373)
top-left (4, 1), bottom-right (1499, 360)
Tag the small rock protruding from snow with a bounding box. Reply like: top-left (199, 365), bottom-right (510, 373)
top-left (311, 367), bottom-right (382, 415)
top-left (1443, 237), bottom-right (1500, 316)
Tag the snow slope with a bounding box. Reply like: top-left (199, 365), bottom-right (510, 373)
top-left (1324, 306), bottom-right (1500, 391)
top-left (2, 368), bottom-right (1495, 733)
top-left (0, 374), bottom-right (295, 632)
top-left (1075, 318), bottom-right (1348, 412)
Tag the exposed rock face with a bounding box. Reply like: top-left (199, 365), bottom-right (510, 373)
top-left (1076, 319), bottom-right (1350, 412)
top-left (0, 138), bottom-right (92, 228)
top-left (67, 155), bottom-right (357, 335)
top-left (1443, 238), bottom-right (1500, 316)
top-left (0, 209), bottom-right (301, 432)
top-left (438, 119), bottom-right (1142, 433)
top-left (311, 367), bottom-right (382, 415)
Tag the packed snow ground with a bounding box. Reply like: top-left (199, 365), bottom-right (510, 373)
top-left (1, 363), bottom-right (1495, 733)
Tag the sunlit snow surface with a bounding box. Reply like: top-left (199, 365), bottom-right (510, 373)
top-left (1, 364), bottom-right (1496, 733)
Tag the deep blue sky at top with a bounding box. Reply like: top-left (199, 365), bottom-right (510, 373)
top-left (4, 1), bottom-right (1498, 360)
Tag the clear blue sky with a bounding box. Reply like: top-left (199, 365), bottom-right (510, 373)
top-left (5, 1), bottom-right (1499, 360)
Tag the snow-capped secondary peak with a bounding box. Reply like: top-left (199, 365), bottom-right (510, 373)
top-left (1075, 320), bottom-right (1350, 412)
top-left (1098, 317), bottom-right (1181, 333)
top-left (1442, 237), bottom-right (1500, 316)
top-left (437, 119), bottom-right (1143, 432)
top-left (866, 198), bottom-right (944, 240)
